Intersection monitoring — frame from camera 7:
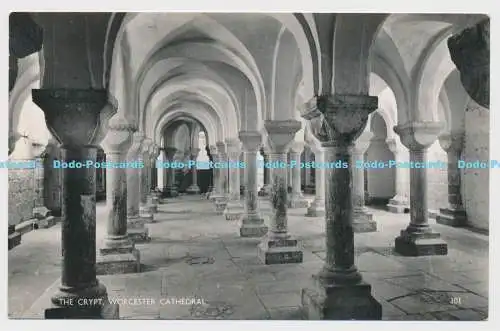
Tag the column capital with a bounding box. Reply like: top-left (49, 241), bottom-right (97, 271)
top-left (301, 94), bottom-right (377, 146)
top-left (208, 145), bottom-right (218, 156)
top-left (239, 131), bottom-right (262, 152)
top-left (385, 138), bottom-right (402, 154)
top-left (32, 89), bottom-right (110, 148)
top-left (264, 120), bottom-right (301, 153)
top-left (394, 121), bottom-right (444, 150)
top-left (165, 146), bottom-right (177, 159)
top-left (448, 19), bottom-right (489, 108)
top-left (289, 141), bottom-right (305, 154)
top-left (225, 138), bottom-right (241, 153)
top-left (190, 147), bottom-right (200, 158)
top-left (151, 145), bottom-right (160, 159)
top-left (354, 131), bottom-right (373, 154)
top-left (216, 141), bottom-right (226, 155)
top-left (101, 114), bottom-right (136, 153)
top-left (141, 138), bottom-right (153, 154)
top-left (439, 131), bottom-right (465, 153)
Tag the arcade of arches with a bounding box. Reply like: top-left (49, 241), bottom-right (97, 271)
top-left (8, 13), bottom-right (490, 320)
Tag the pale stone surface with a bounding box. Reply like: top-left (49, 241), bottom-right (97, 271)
top-left (9, 197), bottom-right (489, 320)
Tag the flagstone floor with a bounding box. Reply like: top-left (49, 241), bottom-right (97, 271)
top-left (9, 195), bottom-right (489, 320)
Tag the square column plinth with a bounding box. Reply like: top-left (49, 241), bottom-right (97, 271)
top-left (258, 235), bottom-right (304, 264)
top-left (352, 209), bottom-right (377, 233)
top-left (96, 244), bottom-right (141, 275)
top-left (301, 276), bottom-right (382, 320)
top-left (394, 229), bottom-right (448, 256)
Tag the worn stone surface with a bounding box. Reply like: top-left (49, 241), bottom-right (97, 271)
top-left (10, 197), bottom-right (488, 320)
top-left (8, 166), bottom-right (35, 226)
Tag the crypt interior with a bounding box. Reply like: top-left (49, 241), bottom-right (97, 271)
top-left (7, 12), bottom-right (489, 320)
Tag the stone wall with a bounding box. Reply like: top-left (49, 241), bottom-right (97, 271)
top-left (461, 99), bottom-right (489, 231)
top-left (8, 166), bottom-right (35, 226)
top-left (427, 142), bottom-right (449, 212)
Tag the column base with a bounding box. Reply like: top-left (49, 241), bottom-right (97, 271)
top-left (306, 201), bottom-right (325, 217)
top-left (128, 227), bottom-right (151, 243)
top-left (223, 201), bottom-right (244, 220)
top-left (239, 213), bottom-right (268, 237)
top-left (127, 217), bottom-right (151, 243)
top-left (214, 197), bottom-right (228, 214)
top-left (436, 208), bottom-right (467, 227)
top-left (394, 229), bottom-right (448, 256)
top-left (186, 184), bottom-right (200, 195)
top-left (301, 277), bottom-right (382, 320)
top-left (164, 186), bottom-right (178, 198)
top-left (45, 303), bottom-right (120, 319)
top-left (352, 209), bottom-right (377, 233)
top-left (139, 205), bottom-right (154, 222)
top-left (97, 244), bottom-right (141, 275)
top-left (209, 192), bottom-right (224, 201)
top-left (386, 197), bottom-right (409, 213)
top-left (288, 194), bottom-right (310, 208)
top-left (257, 234), bottom-right (303, 265)
top-left (8, 231), bottom-right (22, 250)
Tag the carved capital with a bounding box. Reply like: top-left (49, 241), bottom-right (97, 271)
top-left (101, 114), bottom-right (135, 154)
top-left (190, 148), bottom-right (200, 159)
top-left (208, 145), bottom-right (218, 156)
top-left (239, 131), bottom-right (262, 152)
top-left (394, 121), bottom-right (444, 150)
top-left (216, 141), bottom-right (226, 156)
top-left (385, 138), bottom-right (401, 154)
top-left (32, 89), bottom-right (109, 148)
top-left (439, 131), bottom-right (465, 153)
top-left (165, 147), bottom-right (177, 160)
top-left (302, 94), bottom-right (377, 146)
top-left (225, 138), bottom-right (241, 153)
top-left (448, 19), bottom-right (489, 108)
top-left (127, 131), bottom-right (145, 159)
top-left (141, 138), bottom-right (153, 155)
top-left (264, 120), bottom-right (301, 153)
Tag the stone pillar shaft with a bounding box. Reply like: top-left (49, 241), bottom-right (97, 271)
top-left (446, 149), bottom-right (463, 209)
top-left (60, 146), bottom-right (98, 289)
top-left (104, 151), bottom-right (129, 245)
top-left (409, 148), bottom-right (428, 228)
top-left (269, 151), bottom-right (289, 236)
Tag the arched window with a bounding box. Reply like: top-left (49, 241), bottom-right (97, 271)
top-left (196, 131), bottom-right (210, 169)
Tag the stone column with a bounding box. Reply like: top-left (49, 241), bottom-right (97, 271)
top-left (208, 145), bottom-right (219, 200)
top-left (158, 148), bottom-right (166, 192)
top-left (258, 120), bottom-right (303, 264)
top-left (394, 122), bottom-right (448, 256)
top-left (239, 131), bottom-right (268, 237)
top-left (288, 141), bottom-right (309, 208)
top-left (186, 148), bottom-right (201, 194)
top-left (352, 132), bottom-right (377, 232)
top-left (306, 145), bottom-right (326, 217)
top-left (32, 89), bottom-right (118, 318)
top-left (436, 132), bottom-right (467, 227)
top-left (164, 147), bottom-right (178, 197)
top-left (259, 146), bottom-right (273, 196)
top-left (300, 94), bottom-right (381, 320)
top-left (147, 145), bottom-right (160, 212)
top-left (386, 139), bottom-right (410, 213)
top-left (223, 138), bottom-right (244, 220)
top-left (139, 138), bottom-right (154, 221)
top-left (214, 142), bottom-right (229, 212)
top-left (96, 115), bottom-right (140, 274)
top-left (126, 132), bottom-right (150, 243)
